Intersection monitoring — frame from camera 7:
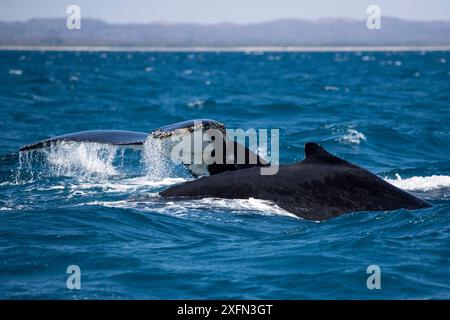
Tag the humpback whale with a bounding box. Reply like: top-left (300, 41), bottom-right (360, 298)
top-left (19, 119), bottom-right (267, 177)
top-left (19, 119), bottom-right (225, 152)
top-left (19, 130), bottom-right (149, 151)
top-left (19, 119), bottom-right (430, 220)
top-left (160, 142), bottom-right (431, 221)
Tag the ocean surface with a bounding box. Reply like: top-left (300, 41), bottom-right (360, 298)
top-left (0, 50), bottom-right (449, 299)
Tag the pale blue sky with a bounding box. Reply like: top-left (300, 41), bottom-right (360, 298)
top-left (0, 0), bottom-right (449, 23)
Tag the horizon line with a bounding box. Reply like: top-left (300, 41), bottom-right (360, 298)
top-left (2, 45), bottom-right (450, 52)
top-left (1, 15), bottom-right (450, 25)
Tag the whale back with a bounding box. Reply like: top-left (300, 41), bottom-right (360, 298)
top-left (160, 142), bottom-right (431, 220)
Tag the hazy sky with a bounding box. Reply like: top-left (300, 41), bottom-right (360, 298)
top-left (0, 0), bottom-right (449, 23)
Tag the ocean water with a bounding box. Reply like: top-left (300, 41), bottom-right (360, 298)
top-left (0, 50), bottom-right (449, 299)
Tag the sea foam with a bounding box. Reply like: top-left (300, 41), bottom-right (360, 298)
top-left (385, 174), bottom-right (450, 191)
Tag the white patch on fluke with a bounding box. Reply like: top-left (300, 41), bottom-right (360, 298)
top-left (385, 174), bottom-right (450, 191)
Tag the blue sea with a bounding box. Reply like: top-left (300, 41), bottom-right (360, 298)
top-left (0, 50), bottom-right (449, 299)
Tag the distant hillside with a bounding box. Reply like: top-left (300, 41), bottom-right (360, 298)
top-left (0, 17), bottom-right (449, 47)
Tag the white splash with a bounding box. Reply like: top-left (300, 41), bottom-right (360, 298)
top-left (361, 55), bottom-right (376, 61)
top-left (204, 197), bottom-right (296, 217)
top-left (14, 137), bottom-right (185, 185)
top-left (71, 177), bottom-right (187, 195)
top-left (9, 69), bottom-right (23, 76)
top-left (385, 174), bottom-right (450, 191)
top-left (187, 99), bottom-right (205, 109)
top-left (142, 137), bottom-right (177, 181)
top-left (44, 141), bottom-right (118, 178)
top-left (87, 196), bottom-right (297, 219)
top-left (338, 128), bottom-right (367, 145)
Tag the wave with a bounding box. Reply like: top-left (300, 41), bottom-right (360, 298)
top-left (385, 174), bottom-right (450, 191)
top-left (325, 124), bottom-right (367, 145)
top-left (338, 128), bottom-right (367, 145)
top-left (9, 69), bottom-right (23, 76)
top-left (87, 197), bottom-right (297, 219)
top-left (69, 177), bottom-right (187, 195)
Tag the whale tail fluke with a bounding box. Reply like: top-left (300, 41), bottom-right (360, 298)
top-left (19, 130), bottom-right (149, 152)
top-left (18, 119), bottom-right (267, 177)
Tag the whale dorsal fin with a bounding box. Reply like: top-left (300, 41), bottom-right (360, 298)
top-left (304, 142), bottom-right (347, 165)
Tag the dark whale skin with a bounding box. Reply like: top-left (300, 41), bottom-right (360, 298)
top-left (160, 142), bottom-right (431, 221)
top-left (19, 130), bottom-right (149, 151)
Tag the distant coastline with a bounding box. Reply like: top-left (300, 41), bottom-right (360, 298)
top-left (1, 17), bottom-right (449, 48)
top-left (1, 45), bottom-right (450, 52)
